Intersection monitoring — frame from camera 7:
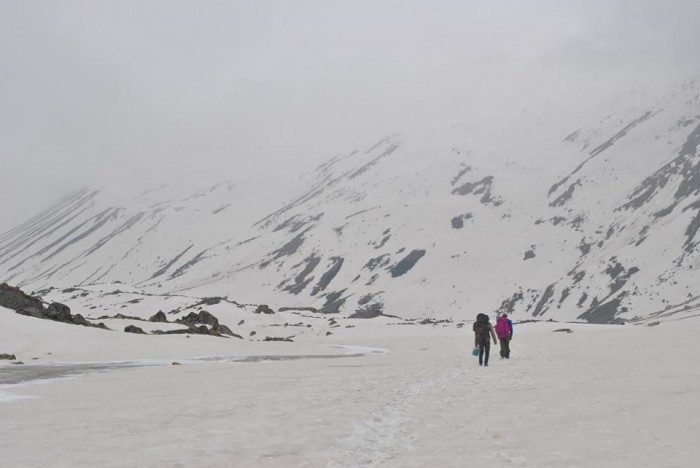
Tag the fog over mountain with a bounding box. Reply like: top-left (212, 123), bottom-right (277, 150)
top-left (2, 1), bottom-right (700, 233)
top-left (4, 4), bottom-right (700, 467)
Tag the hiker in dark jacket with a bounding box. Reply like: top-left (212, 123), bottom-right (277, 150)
top-left (473, 313), bottom-right (497, 366)
top-left (495, 313), bottom-right (514, 359)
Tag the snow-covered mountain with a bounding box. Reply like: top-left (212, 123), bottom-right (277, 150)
top-left (2, 77), bottom-right (700, 324)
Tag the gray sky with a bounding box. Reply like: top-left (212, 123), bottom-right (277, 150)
top-left (2, 0), bottom-right (699, 233)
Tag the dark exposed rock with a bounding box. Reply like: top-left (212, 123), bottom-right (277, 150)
top-left (553, 328), bottom-right (573, 333)
top-left (578, 297), bottom-right (622, 323)
top-left (578, 239), bottom-right (592, 256)
top-left (551, 111), bottom-right (656, 198)
top-left (0, 283), bottom-right (45, 312)
top-left (419, 318), bottom-right (452, 325)
top-left (364, 254), bottom-right (391, 271)
top-left (278, 306), bottom-right (317, 313)
top-left (18, 307), bottom-right (44, 319)
top-left (217, 324), bottom-right (242, 339)
top-left (311, 257), bottom-right (344, 295)
top-left (452, 175), bottom-right (503, 206)
top-left (349, 303), bottom-right (384, 319)
top-left (45, 303), bottom-right (72, 322)
top-left (389, 249), bottom-right (426, 278)
top-left (190, 297), bottom-right (225, 307)
top-left (124, 325), bottom-right (146, 334)
top-left (71, 314), bottom-right (89, 326)
top-left (523, 250), bottom-right (535, 260)
top-left (549, 180), bottom-right (581, 207)
top-left (559, 288), bottom-right (570, 305)
top-left (149, 311), bottom-right (168, 322)
top-left (179, 310), bottom-right (219, 327)
top-left (263, 336), bottom-right (294, 342)
top-left (4, 285), bottom-right (104, 329)
top-left (148, 245), bottom-right (194, 280)
top-left (571, 270), bottom-right (586, 284)
top-left (254, 304), bottom-right (275, 314)
top-left (532, 284), bottom-right (556, 317)
top-left (451, 213), bottom-right (473, 229)
top-left (168, 249), bottom-right (208, 280)
top-left (349, 143), bottom-right (400, 179)
top-left (284, 253), bottom-right (321, 295)
top-left (0, 353), bottom-right (17, 360)
top-left (318, 290), bottom-right (347, 314)
top-left (451, 165), bottom-right (473, 186)
top-left (260, 229), bottom-right (311, 268)
top-left (577, 293), bottom-right (589, 307)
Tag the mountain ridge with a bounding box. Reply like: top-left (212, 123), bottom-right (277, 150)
top-left (2, 77), bottom-right (700, 324)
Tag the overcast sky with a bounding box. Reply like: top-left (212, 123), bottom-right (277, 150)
top-left (1, 0), bottom-right (699, 233)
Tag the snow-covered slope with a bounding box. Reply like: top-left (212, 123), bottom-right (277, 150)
top-left (2, 77), bottom-right (700, 323)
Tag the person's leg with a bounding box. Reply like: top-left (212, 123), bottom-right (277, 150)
top-left (504, 338), bottom-right (510, 358)
top-left (484, 341), bottom-right (490, 366)
top-left (499, 339), bottom-right (506, 358)
top-left (478, 343), bottom-right (485, 365)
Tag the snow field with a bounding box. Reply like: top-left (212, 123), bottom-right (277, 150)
top-left (1, 320), bottom-right (698, 467)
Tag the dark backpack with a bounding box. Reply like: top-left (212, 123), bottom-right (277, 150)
top-left (474, 314), bottom-right (490, 342)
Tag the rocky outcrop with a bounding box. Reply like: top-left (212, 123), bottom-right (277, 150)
top-left (124, 325), bottom-right (146, 334)
top-left (0, 353), bottom-right (17, 360)
top-left (175, 310), bottom-right (240, 338)
top-left (254, 304), bottom-right (275, 314)
top-left (1, 283), bottom-right (107, 329)
top-left (178, 310), bottom-right (219, 327)
top-left (149, 311), bottom-right (168, 322)
top-left (0, 283), bottom-right (44, 312)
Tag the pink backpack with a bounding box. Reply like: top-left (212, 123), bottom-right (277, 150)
top-left (494, 315), bottom-right (510, 339)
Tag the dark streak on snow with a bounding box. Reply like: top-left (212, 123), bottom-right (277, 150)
top-left (284, 253), bottom-right (321, 295)
top-left (311, 257), bottom-right (344, 296)
top-left (389, 249), bottom-right (426, 278)
top-left (84, 212), bottom-right (145, 257)
top-left (168, 250), bottom-right (208, 280)
top-left (260, 228), bottom-right (312, 268)
top-left (620, 122), bottom-right (700, 210)
top-left (450, 165), bottom-right (472, 186)
top-left (532, 283), bottom-right (556, 317)
top-left (451, 176), bottom-right (502, 206)
top-left (549, 180), bottom-right (581, 207)
top-left (349, 143), bottom-right (401, 180)
top-left (451, 213), bottom-right (473, 229)
top-left (148, 245), bottom-right (194, 280)
top-left (550, 111), bottom-right (658, 197)
top-left (318, 290), bottom-right (348, 314)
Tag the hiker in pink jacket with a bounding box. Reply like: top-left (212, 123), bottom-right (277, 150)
top-left (495, 313), bottom-right (514, 359)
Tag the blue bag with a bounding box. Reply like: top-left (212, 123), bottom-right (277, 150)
top-left (472, 347), bottom-right (480, 356)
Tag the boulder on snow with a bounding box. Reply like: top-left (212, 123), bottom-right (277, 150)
top-left (0, 353), bottom-right (17, 360)
top-left (149, 311), bottom-right (168, 323)
top-left (124, 325), bottom-right (146, 334)
top-left (0, 283), bottom-right (44, 312)
top-left (254, 304), bottom-right (275, 315)
top-left (17, 307), bottom-right (44, 319)
top-left (216, 324), bottom-right (242, 339)
top-left (45, 302), bottom-right (72, 322)
top-left (179, 310), bottom-right (219, 327)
